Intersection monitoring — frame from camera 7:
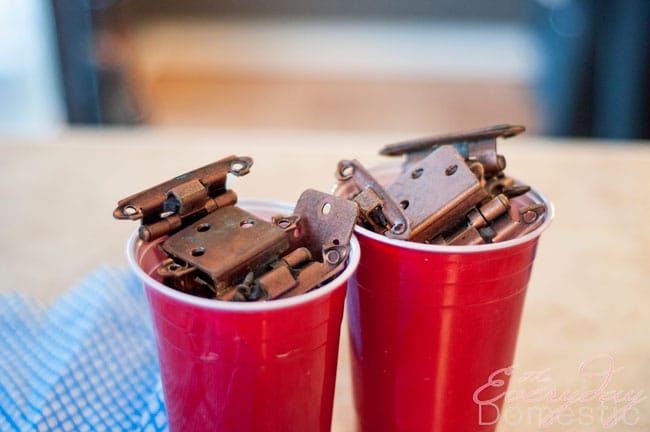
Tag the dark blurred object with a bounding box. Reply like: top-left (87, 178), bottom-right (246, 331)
top-left (122, 0), bottom-right (521, 19)
top-left (51, 0), bottom-right (101, 124)
top-left (51, 0), bottom-right (141, 125)
top-left (532, 0), bottom-right (650, 139)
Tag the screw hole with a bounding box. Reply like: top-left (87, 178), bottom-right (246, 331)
top-left (191, 247), bottom-right (205, 257)
top-left (277, 218), bottom-right (291, 229)
top-left (411, 168), bottom-right (424, 179)
top-left (333, 239), bottom-right (340, 245)
top-left (392, 223), bottom-right (406, 234)
top-left (325, 250), bottom-right (341, 264)
top-left (240, 219), bottom-right (255, 228)
top-left (400, 200), bottom-right (409, 209)
top-left (340, 165), bottom-right (355, 178)
top-left (197, 223), bottom-right (211, 232)
top-left (445, 164), bottom-right (458, 176)
top-left (168, 264), bottom-right (180, 272)
top-left (230, 161), bottom-right (246, 173)
top-left (322, 202), bottom-right (332, 215)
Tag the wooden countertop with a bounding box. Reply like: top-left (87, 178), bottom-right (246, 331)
top-left (1, 128), bottom-right (648, 431)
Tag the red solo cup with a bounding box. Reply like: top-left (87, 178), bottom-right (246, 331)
top-left (127, 199), bottom-right (361, 432)
top-left (335, 164), bottom-right (553, 432)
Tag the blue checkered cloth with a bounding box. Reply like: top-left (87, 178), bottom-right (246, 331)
top-left (0, 268), bottom-right (169, 431)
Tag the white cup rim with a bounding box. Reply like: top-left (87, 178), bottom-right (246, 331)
top-left (127, 198), bottom-right (360, 312)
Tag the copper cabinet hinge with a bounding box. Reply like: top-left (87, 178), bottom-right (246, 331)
top-left (114, 156), bottom-right (358, 301)
top-left (336, 124), bottom-right (546, 245)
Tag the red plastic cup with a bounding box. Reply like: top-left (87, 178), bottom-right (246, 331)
top-left (127, 199), bottom-right (360, 432)
top-left (336, 164), bottom-right (552, 432)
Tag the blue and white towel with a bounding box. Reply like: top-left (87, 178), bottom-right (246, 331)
top-left (0, 268), bottom-right (168, 431)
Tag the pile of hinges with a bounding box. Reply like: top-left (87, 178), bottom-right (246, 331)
top-left (335, 124), bottom-right (547, 245)
top-left (113, 125), bottom-right (546, 299)
top-left (114, 155), bottom-right (358, 301)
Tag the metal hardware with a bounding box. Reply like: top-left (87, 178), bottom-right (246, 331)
top-left (336, 159), bottom-right (408, 236)
top-left (160, 205), bottom-right (290, 296)
top-left (379, 124), bottom-right (524, 178)
top-left (115, 159), bottom-right (358, 301)
top-left (433, 194), bottom-right (511, 245)
top-left (336, 124), bottom-right (547, 245)
top-left (272, 188), bottom-right (358, 298)
top-left (384, 146), bottom-right (488, 242)
top-left (490, 203), bottom-right (546, 242)
top-left (188, 189), bottom-right (357, 301)
top-left (338, 146), bottom-right (488, 242)
top-left (113, 155), bottom-right (252, 241)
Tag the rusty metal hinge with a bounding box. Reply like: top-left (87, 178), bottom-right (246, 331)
top-left (379, 124), bottom-right (522, 178)
top-left (336, 124), bottom-right (547, 245)
top-left (114, 156), bottom-right (358, 301)
top-left (113, 155), bottom-right (253, 241)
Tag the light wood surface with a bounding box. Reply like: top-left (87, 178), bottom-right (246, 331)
top-left (1, 128), bottom-right (648, 431)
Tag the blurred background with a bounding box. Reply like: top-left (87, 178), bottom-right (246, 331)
top-left (1, 0), bottom-right (648, 138)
